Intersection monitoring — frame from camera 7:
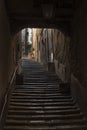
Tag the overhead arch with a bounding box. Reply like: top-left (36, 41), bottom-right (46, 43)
top-left (5, 0), bottom-right (78, 35)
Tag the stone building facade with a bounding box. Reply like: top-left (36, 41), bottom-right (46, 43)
top-left (32, 29), bottom-right (71, 82)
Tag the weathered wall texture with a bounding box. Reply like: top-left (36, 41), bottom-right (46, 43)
top-left (71, 0), bottom-right (87, 117)
top-left (33, 28), bottom-right (71, 81)
top-left (52, 29), bottom-right (71, 82)
top-left (32, 1), bottom-right (87, 117)
top-left (0, 0), bottom-right (22, 118)
top-left (0, 0), bottom-right (11, 115)
top-left (33, 29), bottom-right (45, 64)
top-left (10, 32), bottom-right (22, 78)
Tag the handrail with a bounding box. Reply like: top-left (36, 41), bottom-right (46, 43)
top-left (0, 66), bottom-right (18, 122)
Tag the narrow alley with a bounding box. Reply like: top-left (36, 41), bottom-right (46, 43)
top-left (1, 0), bottom-right (87, 130)
top-left (3, 59), bottom-right (87, 130)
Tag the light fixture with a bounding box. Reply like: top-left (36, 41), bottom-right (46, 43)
top-left (42, 4), bottom-right (54, 19)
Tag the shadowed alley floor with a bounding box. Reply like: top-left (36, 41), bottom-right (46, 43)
top-left (3, 59), bottom-right (87, 130)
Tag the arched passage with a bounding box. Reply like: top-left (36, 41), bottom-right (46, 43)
top-left (0, 0), bottom-right (87, 129)
top-left (5, 0), bottom-right (76, 35)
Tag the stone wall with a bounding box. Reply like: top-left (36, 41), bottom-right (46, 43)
top-left (52, 29), bottom-right (71, 82)
top-left (32, 4), bottom-right (87, 117)
top-left (71, 0), bottom-right (87, 117)
top-left (32, 28), bottom-right (71, 79)
top-left (0, 0), bottom-right (11, 115)
top-left (0, 0), bottom-right (22, 118)
top-left (32, 29), bottom-right (40, 62)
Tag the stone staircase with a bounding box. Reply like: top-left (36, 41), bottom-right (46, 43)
top-left (3, 59), bottom-right (87, 130)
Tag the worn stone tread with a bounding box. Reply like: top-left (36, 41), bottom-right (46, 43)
top-left (3, 60), bottom-right (87, 130)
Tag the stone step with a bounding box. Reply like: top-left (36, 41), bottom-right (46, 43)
top-left (7, 109), bottom-right (81, 115)
top-left (5, 119), bottom-right (86, 126)
top-left (12, 91), bottom-right (65, 95)
top-left (24, 75), bottom-right (59, 79)
top-left (14, 88), bottom-right (60, 91)
top-left (23, 78), bottom-right (58, 81)
top-left (8, 105), bottom-right (78, 111)
top-left (13, 89), bottom-right (61, 93)
top-left (12, 93), bottom-right (70, 97)
top-left (12, 93), bottom-right (65, 96)
top-left (12, 91), bottom-right (62, 96)
top-left (4, 124), bottom-right (87, 130)
top-left (6, 113), bottom-right (84, 120)
top-left (13, 90), bottom-right (61, 93)
top-left (23, 80), bottom-right (59, 83)
top-left (3, 60), bottom-right (87, 130)
top-left (9, 101), bottom-right (76, 106)
top-left (10, 98), bottom-right (74, 103)
top-left (15, 84), bottom-right (59, 88)
top-left (23, 75), bottom-right (58, 78)
top-left (11, 93), bottom-right (72, 99)
top-left (11, 95), bottom-right (73, 100)
top-left (21, 83), bottom-right (58, 85)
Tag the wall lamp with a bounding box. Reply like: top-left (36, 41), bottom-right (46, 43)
top-left (42, 4), bottom-right (54, 19)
